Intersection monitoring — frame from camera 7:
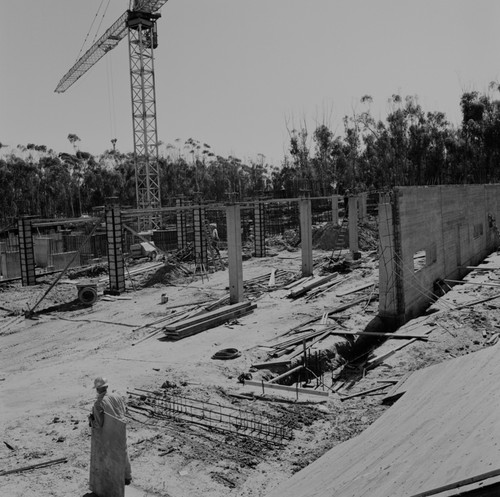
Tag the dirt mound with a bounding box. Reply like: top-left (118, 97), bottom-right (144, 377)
top-left (312, 222), bottom-right (345, 250)
top-left (359, 218), bottom-right (378, 251)
top-left (312, 217), bottom-right (379, 251)
top-left (140, 262), bottom-right (185, 287)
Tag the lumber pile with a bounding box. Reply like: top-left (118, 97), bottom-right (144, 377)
top-left (163, 301), bottom-right (257, 340)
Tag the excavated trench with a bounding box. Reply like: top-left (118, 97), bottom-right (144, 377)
top-left (269, 314), bottom-right (403, 388)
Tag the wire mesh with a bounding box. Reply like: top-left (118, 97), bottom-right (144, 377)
top-left (128, 389), bottom-right (293, 444)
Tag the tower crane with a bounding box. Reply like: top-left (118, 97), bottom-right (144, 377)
top-left (55, 0), bottom-right (169, 230)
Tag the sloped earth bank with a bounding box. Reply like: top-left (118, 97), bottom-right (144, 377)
top-left (1, 248), bottom-right (500, 497)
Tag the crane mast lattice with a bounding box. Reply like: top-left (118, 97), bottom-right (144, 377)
top-left (55, 0), bottom-right (169, 230)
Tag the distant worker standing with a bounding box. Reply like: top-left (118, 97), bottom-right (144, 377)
top-left (89, 377), bottom-right (132, 496)
top-left (209, 222), bottom-right (220, 256)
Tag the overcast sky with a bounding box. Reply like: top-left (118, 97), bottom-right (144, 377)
top-left (1, 1), bottom-right (499, 165)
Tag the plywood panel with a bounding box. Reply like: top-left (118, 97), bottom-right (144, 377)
top-left (266, 343), bottom-right (500, 497)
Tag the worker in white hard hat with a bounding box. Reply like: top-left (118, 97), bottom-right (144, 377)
top-left (88, 376), bottom-right (132, 491)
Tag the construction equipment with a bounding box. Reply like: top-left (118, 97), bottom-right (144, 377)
top-left (55, 0), bottom-right (169, 230)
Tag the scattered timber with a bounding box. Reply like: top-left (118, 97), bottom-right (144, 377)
top-left (267, 365), bottom-right (304, 383)
top-left (283, 275), bottom-right (313, 291)
top-left (0, 457), bottom-right (68, 476)
top-left (251, 359), bottom-right (292, 369)
top-left (335, 282), bottom-right (376, 297)
top-left (339, 383), bottom-right (391, 401)
top-left (455, 292), bottom-right (500, 309)
top-left (445, 279), bottom-right (500, 288)
top-left (328, 330), bottom-right (429, 340)
top-left (381, 372), bottom-right (413, 404)
top-left (285, 331), bottom-right (333, 360)
top-left (244, 379), bottom-right (329, 397)
top-left (463, 265), bottom-right (500, 270)
top-left (304, 275), bottom-right (352, 302)
top-left (365, 327), bottom-right (434, 369)
top-left (287, 273), bottom-right (339, 299)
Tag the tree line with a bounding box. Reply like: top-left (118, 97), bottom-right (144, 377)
top-left (2, 89), bottom-right (500, 228)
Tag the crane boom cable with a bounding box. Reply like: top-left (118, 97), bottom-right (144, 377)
top-left (92, 0), bottom-right (113, 45)
top-left (106, 55), bottom-right (117, 142)
top-left (76, 0), bottom-right (107, 61)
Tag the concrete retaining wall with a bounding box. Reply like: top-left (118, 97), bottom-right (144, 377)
top-left (379, 185), bottom-right (500, 322)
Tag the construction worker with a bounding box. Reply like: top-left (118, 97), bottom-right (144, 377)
top-left (209, 223), bottom-right (220, 255)
top-left (89, 377), bottom-right (132, 492)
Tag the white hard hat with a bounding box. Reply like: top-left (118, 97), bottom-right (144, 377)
top-left (94, 377), bottom-right (108, 389)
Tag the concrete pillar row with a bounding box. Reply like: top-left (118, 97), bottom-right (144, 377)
top-left (105, 202), bottom-right (125, 295)
top-left (299, 197), bottom-right (313, 277)
top-left (253, 201), bottom-right (266, 257)
top-left (18, 217), bottom-right (36, 286)
top-left (348, 196), bottom-right (360, 258)
top-left (193, 206), bottom-right (208, 269)
top-left (226, 204), bottom-right (243, 304)
top-left (176, 197), bottom-right (188, 250)
top-left (331, 195), bottom-right (339, 226)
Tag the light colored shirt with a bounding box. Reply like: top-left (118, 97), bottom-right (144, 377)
top-left (92, 390), bottom-right (127, 428)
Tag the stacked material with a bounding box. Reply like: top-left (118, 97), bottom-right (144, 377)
top-left (163, 301), bottom-right (257, 340)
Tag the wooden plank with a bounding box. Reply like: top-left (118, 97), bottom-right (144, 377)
top-left (267, 365), bottom-right (304, 384)
top-left (455, 292), bottom-right (500, 309)
top-left (381, 372), bottom-right (413, 404)
top-left (339, 383), bottom-right (391, 401)
top-left (251, 359), bottom-right (292, 369)
top-left (164, 304), bottom-right (257, 340)
top-left (285, 331), bottom-right (332, 360)
top-left (283, 275), bottom-right (314, 291)
top-left (409, 468), bottom-right (500, 497)
top-left (445, 279), bottom-right (500, 288)
top-left (288, 273), bottom-right (339, 298)
top-left (463, 265), bottom-right (500, 270)
top-left (305, 276), bottom-right (348, 301)
top-left (328, 330), bottom-right (429, 340)
top-left (271, 328), bottom-right (331, 351)
top-left (244, 380), bottom-right (329, 397)
top-left (365, 328), bottom-right (434, 369)
top-left (164, 301), bottom-right (252, 331)
top-left (327, 296), bottom-right (374, 315)
top-left (335, 282), bottom-right (375, 297)
top-left (0, 457), bottom-right (68, 476)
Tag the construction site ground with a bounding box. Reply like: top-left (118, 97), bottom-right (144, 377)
top-left (1, 244), bottom-right (500, 497)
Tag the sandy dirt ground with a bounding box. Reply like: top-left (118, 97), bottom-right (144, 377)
top-left (1, 245), bottom-right (499, 497)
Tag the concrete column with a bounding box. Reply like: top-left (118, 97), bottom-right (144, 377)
top-left (378, 200), bottom-right (405, 325)
top-left (18, 217), bottom-right (36, 286)
top-left (348, 196), bottom-right (360, 258)
top-left (193, 206), bottom-right (208, 269)
top-left (358, 192), bottom-right (368, 221)
top-left (176, 197), bottom-right (188, 249)
top-left (226, 204), bottom-right (244, 304)
top-left (253, 200), bottom-right (266, 257)
top-left (299, 197), bottom-right (313, 277)
top-left (106, 201), bottom-right (125, 295)
top-left (331, 195), bottom-right (339, 225)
